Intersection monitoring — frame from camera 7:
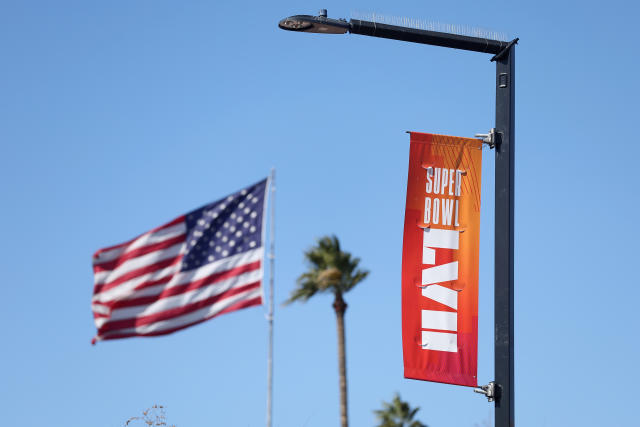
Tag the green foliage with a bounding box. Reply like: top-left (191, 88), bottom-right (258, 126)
top-left (374, 394), bottom-right (428, 427)
top-left (285, 235), bottom-right (369, 304)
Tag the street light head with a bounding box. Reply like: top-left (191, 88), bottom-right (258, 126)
top-left (278, 13), bottom-right (350, 34)
top-left (278, 17), bottom-right (314, 31)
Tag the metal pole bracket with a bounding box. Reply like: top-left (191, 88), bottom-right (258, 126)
top-left (474, 381), bottom-right (496, 402)
top-left (475, 128), bottom-right (497, 149)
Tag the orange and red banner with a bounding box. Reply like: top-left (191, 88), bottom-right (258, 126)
top-left (402, 132), bottom-right (482, 387)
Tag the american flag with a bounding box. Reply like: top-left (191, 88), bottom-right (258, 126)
top-left (91, 178), bottom-right (268, 343)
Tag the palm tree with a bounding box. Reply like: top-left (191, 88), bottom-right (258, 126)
top-left (286, 235), bottom-right (369, 427)
top-left (374, 394), bottom-right (427, 427)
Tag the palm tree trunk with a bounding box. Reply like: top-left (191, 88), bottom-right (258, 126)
top-left (333, 292), bottom-right (348, 427)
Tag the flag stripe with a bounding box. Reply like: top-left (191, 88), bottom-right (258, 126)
top-left (105, 260), bottom-right (261, 310)
top-left (93, 234), bottom-right (187, 272)
top-left (108, 289), bottom-right (263, 338)
top-left (93, 224), bottom-right (186, 267)
top-left (96, 295), bottom-right (263, 342)
top-left (98, 281), bottom-right (261, 334)
top-left (100, 268), bottom-right (263, 325)
top-left (94, 242), bottom-right (185, 285)
top-left (96, 272), bottom-right (262, 330)
top-left (93, 217), bottom-right (186, 259)
top-left (93, 247), bottom-right (263, 304)
top-left (92, 262), bottom-right (181, 304)
top-left (93, 253), bottom-right (184, 295)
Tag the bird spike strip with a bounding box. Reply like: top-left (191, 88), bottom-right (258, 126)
top-left (350, 10), bottom-right (508, 42)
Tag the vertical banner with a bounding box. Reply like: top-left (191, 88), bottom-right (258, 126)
top-left (402, 132), bottom-right (482, 387)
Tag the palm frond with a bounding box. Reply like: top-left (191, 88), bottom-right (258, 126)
top-left (286, 235), bottom-right (369, 304)
top-left (284, 273), bottom-right (320, 304)
top-left (373, 393), bottom-right (427, 427)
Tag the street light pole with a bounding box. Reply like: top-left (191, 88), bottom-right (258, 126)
top-left (279, 11), bottom-right (517, 427)
top-left (494, 45), bottom-right (515, 427)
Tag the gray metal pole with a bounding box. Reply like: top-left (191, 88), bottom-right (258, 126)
top-left (266, 169), bottom-right (275, 427)
top-left (494, 46), bottom-right (515, 427)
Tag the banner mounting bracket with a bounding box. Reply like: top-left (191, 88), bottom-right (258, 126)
top-left (475, 128), bottom-right (496, 149)
top-left (473, 381), bottom-right (496, 402)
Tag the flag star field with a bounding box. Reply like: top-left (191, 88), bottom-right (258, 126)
top-left (183, 179), bottom-right (266, 271)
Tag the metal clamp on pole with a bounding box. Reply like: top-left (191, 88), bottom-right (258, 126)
top-left (473, 381), bottom-right (496, 402)
top-left (475, 128), bottom-right (497, 149)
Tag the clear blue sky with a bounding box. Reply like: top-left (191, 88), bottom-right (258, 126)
top-left (1, 1), bottom-right (638, 426)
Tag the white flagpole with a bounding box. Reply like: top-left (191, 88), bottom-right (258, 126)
top-left (266, 168), bottom-right (275, 427)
